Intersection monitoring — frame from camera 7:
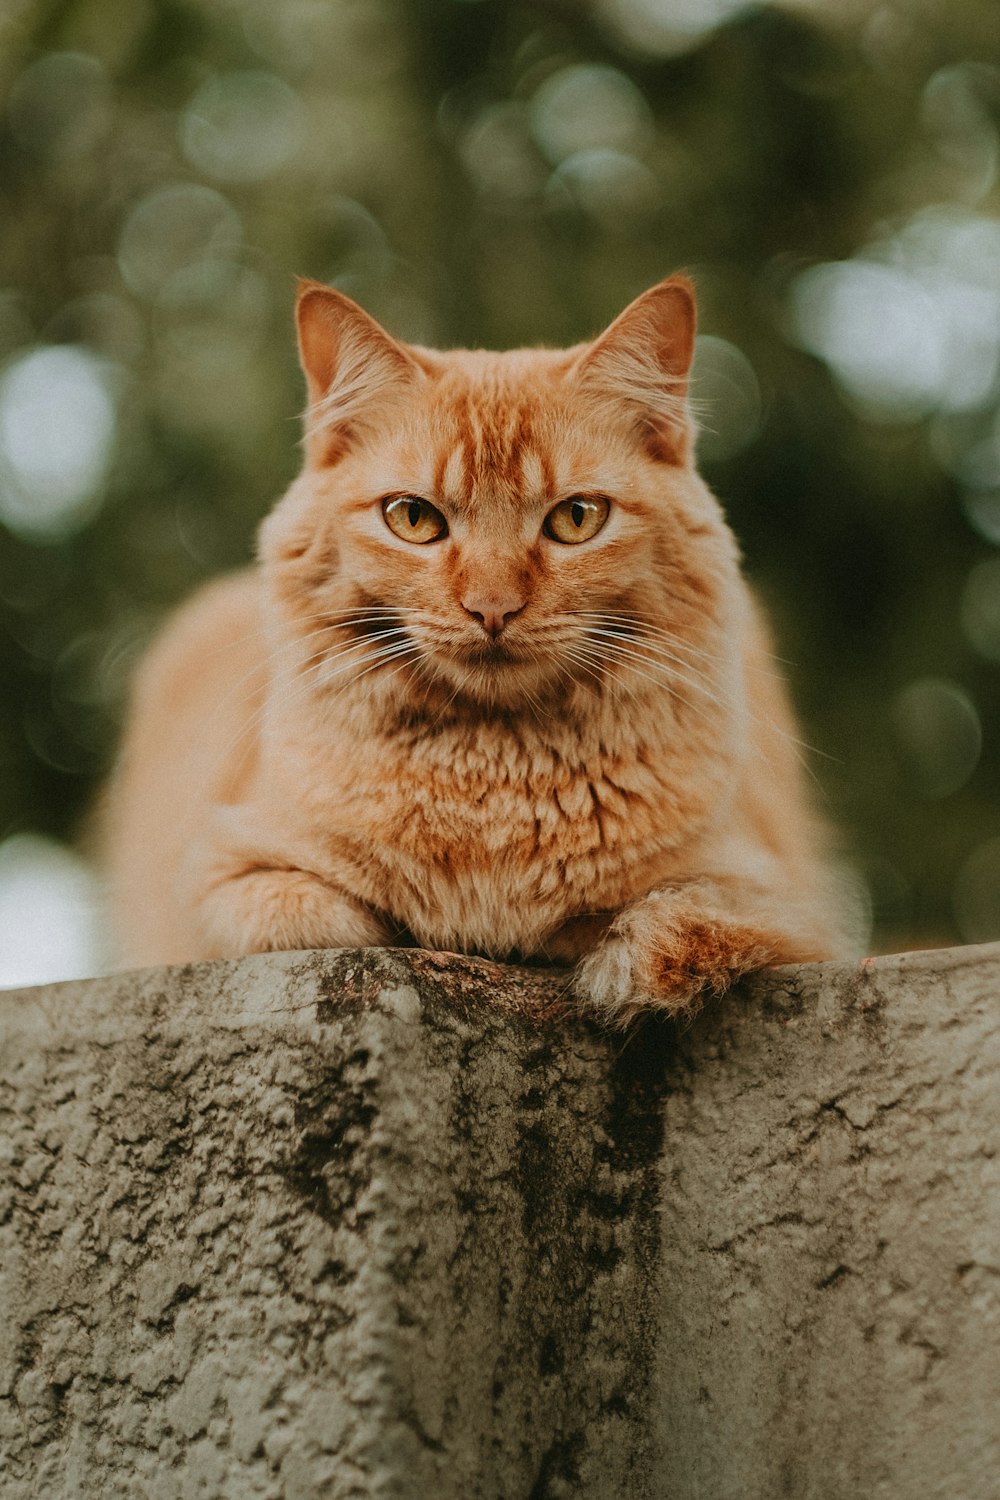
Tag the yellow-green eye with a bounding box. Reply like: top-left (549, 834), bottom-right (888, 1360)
top-left (382, 495), bottom-right (448, 544)
top-left (544, 495), bottom-right (610, 545)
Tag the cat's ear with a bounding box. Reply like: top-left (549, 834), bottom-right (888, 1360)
top-left (295, 280), bottom-right (418, 456)
top-left (574, 276), bottom-right (696, 464)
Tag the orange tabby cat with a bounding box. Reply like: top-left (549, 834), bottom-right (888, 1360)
top-left (106, 275), bottom-right (844, 1020)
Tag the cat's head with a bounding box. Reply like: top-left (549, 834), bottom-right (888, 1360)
top-left (260, 276), bottom-right (741, 711)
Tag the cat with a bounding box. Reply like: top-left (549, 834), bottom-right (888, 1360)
top-left (104, 274), bottom-right (844, 1022)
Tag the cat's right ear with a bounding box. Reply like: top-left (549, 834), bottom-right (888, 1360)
top-left (574, 276), bottom-right (697, 465)
top-left (295, 280), bottom-right (418, 457)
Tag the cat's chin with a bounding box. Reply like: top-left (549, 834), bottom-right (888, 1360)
top-left (457, 640), bottom-right (531, 669)
top-left (427, 646), bottom-right (565, 707)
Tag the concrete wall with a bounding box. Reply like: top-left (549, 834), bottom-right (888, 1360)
top-left (1, 943), bottom-right (998, 1499)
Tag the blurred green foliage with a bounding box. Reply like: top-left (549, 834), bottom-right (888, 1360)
top-left (1, 0), bottom-right (1000, 950)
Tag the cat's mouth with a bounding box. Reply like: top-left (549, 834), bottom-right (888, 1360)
top-left (456, 639), bottom-right (532, 669)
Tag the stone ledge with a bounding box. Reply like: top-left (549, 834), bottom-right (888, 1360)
top-left (1, 943), bottom-right (999, 1499)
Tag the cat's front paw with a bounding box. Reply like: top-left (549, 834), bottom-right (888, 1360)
top-left (573, 893), bottom-right (781, 1027)
top-left (573, 932), bottom-right (697, 1026)
top-left (573, 935), bottom-right (656, 1026)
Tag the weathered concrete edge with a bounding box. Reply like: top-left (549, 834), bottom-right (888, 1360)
top-left (0, 942), bottom-right (670, 1499)
top-left (3, 940), bottom-right (999, 1499)
top-left (2, 941), bottom-right (999, 1045)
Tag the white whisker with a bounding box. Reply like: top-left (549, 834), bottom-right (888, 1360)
top-left (580, 628), bottom-right (734, 716)
top-left (578, 628), bottom-right (829, 779)
top-left (201, 620), bottom-right (413, 750)
top-left (568, 609), bottom-right (793, 676)
top-left (213, 627), bottom-right (419, 765)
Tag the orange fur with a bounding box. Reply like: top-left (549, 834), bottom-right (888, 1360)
top-left (104, 276), bottom-right (846, 1020)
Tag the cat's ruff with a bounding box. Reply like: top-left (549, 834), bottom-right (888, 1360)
top-left (105, 276), bottom-right (843, 1020)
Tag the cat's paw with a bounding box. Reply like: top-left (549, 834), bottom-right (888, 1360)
top-left (573, 935), bottom-right (658, 1026)
top-left (572, 893), bottom-right (781, 1027)
top-left (187, 807), bottom-right (391, 958)
top-left (573, 932), bottom-right (698, 1026)
top-left (197, 865), bottom-right (389, 957)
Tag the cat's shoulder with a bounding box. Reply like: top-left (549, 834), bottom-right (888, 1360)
top-left (131, 568), bottom-right (263, 709)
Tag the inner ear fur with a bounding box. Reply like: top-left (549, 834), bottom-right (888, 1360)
top-left (295, 279), bottom-right (419, 456)
top-left (574, 275), bottom-right (697, 465)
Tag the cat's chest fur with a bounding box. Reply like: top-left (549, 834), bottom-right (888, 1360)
top-left (304, 710), bottom-right (693, 956)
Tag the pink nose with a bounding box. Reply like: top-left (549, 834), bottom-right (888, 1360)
top-left (461, 593), bottom-right (526, 640)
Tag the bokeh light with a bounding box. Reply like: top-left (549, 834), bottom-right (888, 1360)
top-left (596, 0), bottom-right (754, 58)
top-left (962, 490), bottom-right (1000, 543)
top-left (692, 336), bottom-right (763, 463)
top-left (7, 51), bottom-right (110, 160)
top-left (952, 836), bottom-right (1000, 942)
top-left (0, 833), bottom-right (102, 987)
top-left (530, 65), bottom-right (653, 164)
top-left (180, 71), bottom-right (305, 185)
top-left (0, 346), bottom-right (118, 541)
top-left (789, 209), bottom-right (1000, 422)
top-left (117, 184), bottom-right (243, 306)
top-left (891, 678), bottom-right (982, 800)
top-left (921, 64), bottom-right (999, 203)
top-left (459, 103), bottom-right (544, 204)
top-left (961, 557), bottom-right (1000, 660)
top-left (546, 147), bottom-right (659, 225)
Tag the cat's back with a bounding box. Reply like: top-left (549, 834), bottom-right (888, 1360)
top-left (106, 569), bottom-right (265, 965)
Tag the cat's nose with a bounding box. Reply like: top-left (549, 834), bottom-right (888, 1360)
top-left (461, 593), bottom-right (526, 640)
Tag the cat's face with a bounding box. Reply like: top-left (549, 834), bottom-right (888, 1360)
top-left (260, 277), bottom-right (740, 710)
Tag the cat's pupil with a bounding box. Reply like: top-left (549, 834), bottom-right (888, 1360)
top-left (571, 500), bottom-right (585, 528)
top-left (407, 499), bottom-right (422, 529)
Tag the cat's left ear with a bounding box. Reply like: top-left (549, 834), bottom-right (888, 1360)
top-left (574, 276), bottom-right (696, 465)
top-left (295, 279), bottom-right (419, 458)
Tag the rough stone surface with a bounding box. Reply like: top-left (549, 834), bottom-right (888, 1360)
top-left (0, 942), bottom-right (998, 1499)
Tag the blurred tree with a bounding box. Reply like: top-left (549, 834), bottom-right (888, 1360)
top-left (1, 0), bottom-right (999, 955)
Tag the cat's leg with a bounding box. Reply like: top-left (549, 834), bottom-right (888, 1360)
top-left (186, 807), bottom-right (390, 959)
top-left (196, 863), bottom-right (389, 958)
top-left (573, 877), bottom-right (832, 1025)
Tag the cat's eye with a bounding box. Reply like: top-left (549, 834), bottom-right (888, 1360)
top-left (382, 495), bottom-right (448, 545)
top-left (544, 495), bottom-right (611, 545)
